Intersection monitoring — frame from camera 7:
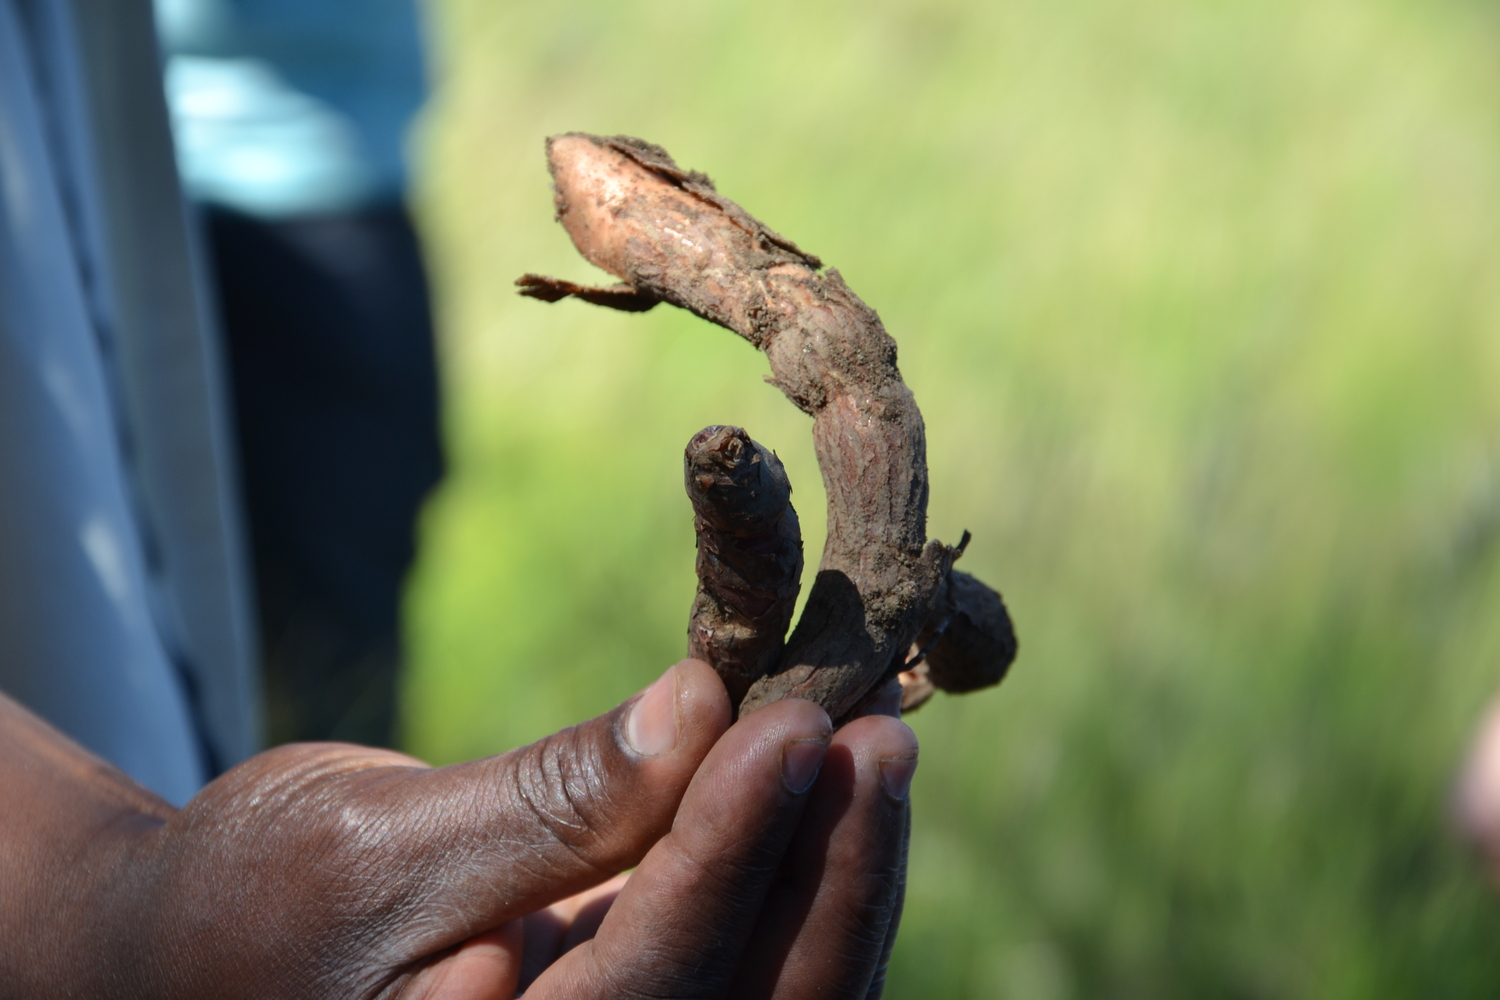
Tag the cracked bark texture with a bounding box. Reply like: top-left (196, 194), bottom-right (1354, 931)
top-left (684, 426), bottom-right (803, 710)
top-left (518, 133), bottom-right (1016, 720)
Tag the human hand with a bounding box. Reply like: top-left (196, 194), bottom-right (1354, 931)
top-left (1, 660), bottom-right (916, 999)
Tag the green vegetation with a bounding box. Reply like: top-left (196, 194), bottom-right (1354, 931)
top-left (404, 0), bottom-right (1500, 993)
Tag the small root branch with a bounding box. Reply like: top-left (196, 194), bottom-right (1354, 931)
top-left (685, 426), bottom-right (803, 711)
top-left (520, 133), bottom-right (1016, 720)
top-left (515, 274), bottom-right (661, 312)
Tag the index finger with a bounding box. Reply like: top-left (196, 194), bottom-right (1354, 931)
top-left (726, 713), bottom-right (917, 1000)
top-left (526, 698), bottom-right (834, 999)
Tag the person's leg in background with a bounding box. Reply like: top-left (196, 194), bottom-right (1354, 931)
top-left (205, 204), bottom-right (443, 747)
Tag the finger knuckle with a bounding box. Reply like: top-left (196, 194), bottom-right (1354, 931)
top-left (506, 726), bottom-right (619, 868)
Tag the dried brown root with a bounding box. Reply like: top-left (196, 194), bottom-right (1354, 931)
top-left (515, 274), bottom-right (660, 312)
top-left (518, 133), bottom-right (1016, 721)
top-left (684, 426), bottom-right (804, 710)
top-left (897, 562), bottom-right (1019, 712)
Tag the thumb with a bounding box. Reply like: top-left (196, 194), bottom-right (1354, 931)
top-left (364, 658), bottom-right (731, 958)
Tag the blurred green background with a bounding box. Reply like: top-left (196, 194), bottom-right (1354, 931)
top-left (401, 0), bottom-right (1500, 994)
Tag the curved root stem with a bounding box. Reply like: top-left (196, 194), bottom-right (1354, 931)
top-left (519, 133), bottom-right (1016, 720)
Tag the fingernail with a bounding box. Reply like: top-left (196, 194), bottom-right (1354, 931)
top-left (781, 738), bottom-right (828, 794)
top-left (625, 667), bottom-right (678, 756)
top-left (879, 757), bottom-right (918, 801)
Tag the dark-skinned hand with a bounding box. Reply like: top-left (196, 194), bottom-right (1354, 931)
top-left (0, 659), bottom-right (916, 999)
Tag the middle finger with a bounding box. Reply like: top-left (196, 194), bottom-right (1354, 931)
top-left (728, 713), bottom-right (918, 1000)
top-left (527, 698), bottom-right (834, 999)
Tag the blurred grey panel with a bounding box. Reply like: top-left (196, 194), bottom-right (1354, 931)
top-left (66, 0), bottom-right (262, 771)
top-left (0, 0), bottom-right (206, 803)
top-left (0, 0), bottom-right (259, 799)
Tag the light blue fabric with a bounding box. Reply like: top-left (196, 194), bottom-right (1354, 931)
top-left (153, 0), bottom-right (427, 217)
top-left (1, 0), bottom-right (260, 804)
top-left (1, 0), bottom-right (206, 804)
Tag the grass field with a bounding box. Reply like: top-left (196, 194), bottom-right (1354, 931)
top-left (402, 0), bottom-right (1500, 994)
